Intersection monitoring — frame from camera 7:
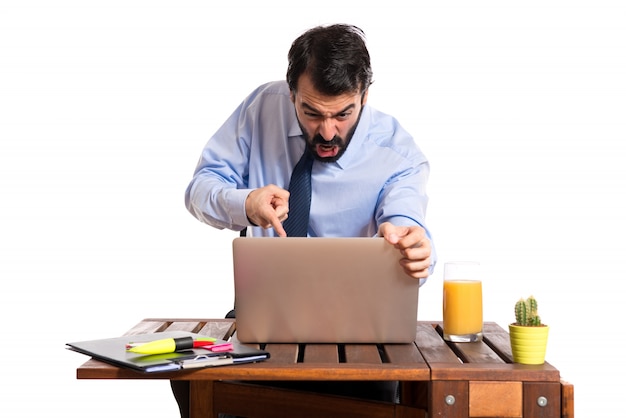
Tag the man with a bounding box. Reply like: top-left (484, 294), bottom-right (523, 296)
top-left (180, 24), bottom-right (435, 417)
top-left (185, 24), bottom-right (434, 279)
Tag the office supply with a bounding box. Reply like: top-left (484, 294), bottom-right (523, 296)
top-left (126, 336), bottom-right (216, 354)
top-left (207, 342), bottom-right (233, 352)
top-left (125, 338), bottom-right (215, 350)
top-left (67, 331), bottom-right (269, 373)
top-left (232, 237), bottom-right (420, 343)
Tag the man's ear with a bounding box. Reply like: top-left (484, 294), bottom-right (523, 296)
top-left (361, 89), bottom-right (369, 106)
top-left (290, 90), bottom-right (295, 103)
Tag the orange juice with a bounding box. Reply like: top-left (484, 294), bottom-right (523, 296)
top-left (443, 280), bottom-right (483, 340)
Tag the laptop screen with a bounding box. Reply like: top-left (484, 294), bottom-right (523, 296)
top-left (232, 237), bottom-right (419, 343)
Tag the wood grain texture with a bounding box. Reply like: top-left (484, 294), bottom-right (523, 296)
top-left (75, 318), bottom-right (574, 417)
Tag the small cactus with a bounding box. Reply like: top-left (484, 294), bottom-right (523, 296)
top-left (514, 295), bottom-right (543, 326)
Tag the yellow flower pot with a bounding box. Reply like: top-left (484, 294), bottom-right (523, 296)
top-left (509, 324), bottom-right (549, 365)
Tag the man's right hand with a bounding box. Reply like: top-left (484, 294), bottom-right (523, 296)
top-left (245, 185), bottom-right (290, 237)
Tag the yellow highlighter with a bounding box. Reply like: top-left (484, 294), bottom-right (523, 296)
top-left (126, 336), bottom-right (216, 355)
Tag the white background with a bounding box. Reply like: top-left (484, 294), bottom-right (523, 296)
top-left (1, 1), bottom-right (624, 416)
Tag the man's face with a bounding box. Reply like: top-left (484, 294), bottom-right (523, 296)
top-left (291, 73), bottom-right (368, 163)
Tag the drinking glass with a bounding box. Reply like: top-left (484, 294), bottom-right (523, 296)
top-left (442, 262), bottom-right (483, 342)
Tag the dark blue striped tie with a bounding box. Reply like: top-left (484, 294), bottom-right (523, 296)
top-left (283, 150), bottom-right (314, 237)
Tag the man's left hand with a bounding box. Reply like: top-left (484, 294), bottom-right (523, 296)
top-left (378, 222), bottom-right (432, 280)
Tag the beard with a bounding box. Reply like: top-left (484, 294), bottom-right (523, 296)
top-left (297, 111), bottom-right (362, 163)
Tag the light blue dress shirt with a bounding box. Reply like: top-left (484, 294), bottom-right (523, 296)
top-left (185, 81), bottom-right (433, 246)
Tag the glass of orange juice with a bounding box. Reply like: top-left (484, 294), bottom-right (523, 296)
top-left (443, 262), bottom-right (483, 342)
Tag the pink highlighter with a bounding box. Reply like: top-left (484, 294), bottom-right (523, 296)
top-left (205, 342), bottom-right (233, 352)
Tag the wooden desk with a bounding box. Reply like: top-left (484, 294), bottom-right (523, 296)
top-left (77, 318), bottom-right (574, 418)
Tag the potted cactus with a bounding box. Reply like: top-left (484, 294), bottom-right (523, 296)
top-left (508, 295), bottom-right (549, 365)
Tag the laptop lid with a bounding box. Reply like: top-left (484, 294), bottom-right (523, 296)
top-left (232, 237), bottom-right (419, 343)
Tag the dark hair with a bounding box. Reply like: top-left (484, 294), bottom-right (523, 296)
top-left (286, 24), bottom-right (373, 96)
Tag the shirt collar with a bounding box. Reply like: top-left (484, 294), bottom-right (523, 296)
top-left (333, 104), bottom-right (370, 169)
top-left (288, 111), bottom-right (303, 138)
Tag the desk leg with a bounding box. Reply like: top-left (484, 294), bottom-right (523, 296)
top-left (190, 380), bottom-right (216, 418)
top-left (399, 381), bottom-right (429, 410)
top-left (561, 380), bottom-right (575, 418)
top-left (430, 381), bottom-right (468, 418)
top-left (524, 382), bottom-right (561, 418)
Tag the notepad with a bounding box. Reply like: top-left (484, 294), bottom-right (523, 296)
top-left (67, 331), bottom-right (270, 373)
top-left (233, 237), bottom-right (420, 343)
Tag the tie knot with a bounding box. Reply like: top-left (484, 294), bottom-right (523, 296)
top-left (298, 148), bottom-right (314, 167)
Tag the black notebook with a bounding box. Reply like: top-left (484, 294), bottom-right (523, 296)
top-left (67, 331), bottom-right (270, 373)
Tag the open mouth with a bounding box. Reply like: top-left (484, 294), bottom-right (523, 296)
top-left (315, 144), bottom-right (339, 158)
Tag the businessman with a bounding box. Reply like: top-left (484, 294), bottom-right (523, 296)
top-left (180, 24), bottom-right (436, 417)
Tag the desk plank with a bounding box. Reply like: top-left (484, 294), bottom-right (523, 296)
top-left (197, 320), bottom-right (235, 340)
top-left (483, 322), bottom-right (514, 362)
top-left (303, 344), bottom-right (339, 363)
top-left (426, 322), bottom-right (561, 383)
top-left (446, 340), bottom-right (505, 364)
top-left (263, 344), bottom-right (299, 364)
top-left (123, 320), bottom-right (170, 335)
top-left (413, 323), bottom-right (459, 363)
top-left (345, 344), bottom-right (383, 364)
top-left (384, 343), bottom-right (427, 365)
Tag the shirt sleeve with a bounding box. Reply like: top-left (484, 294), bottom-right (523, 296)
top-left (374, 140), bottom-right (437, 280)
top-left (184, 95), bottom-right (256, 231)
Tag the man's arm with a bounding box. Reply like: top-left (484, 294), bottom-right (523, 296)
top-left (185, 82), bottom-right (295, 234)
top-left (185, 90), bottom-right (259, 231)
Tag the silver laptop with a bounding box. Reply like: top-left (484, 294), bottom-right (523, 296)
top-left (232, 237), bottom-right (419, 343)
